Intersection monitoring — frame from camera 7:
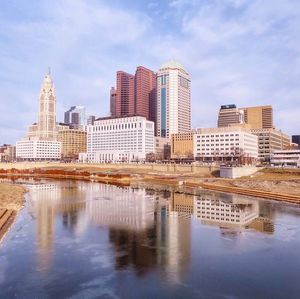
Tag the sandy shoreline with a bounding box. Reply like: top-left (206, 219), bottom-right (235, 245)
top-left (0, 164), bottom-right (300, 204)
top-left (0, 183), bottom-right (27, 242)
top-left (0, 183), bottom-right (27, 211)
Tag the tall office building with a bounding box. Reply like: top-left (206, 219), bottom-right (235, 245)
top-left (135, 66), bottom-right (157, 121)
top-left (16, 72), bottom-right (61, 160)
top-left (113, 67), bottom-right (157, 125)
top-left (64, 106), bottom-right (86, 128)
top-left (240, 105), bottom-right (273, 129)
top-left (157, 60), bottom-right (191, 138)
top-left (37, 73), bottom-right (58, 139)
top-left (115, 71), bottom-right (135, 117)
top-left (217, 104), bottom-right (244, 128)
top-left (110, 87), bottom-right (117, 117)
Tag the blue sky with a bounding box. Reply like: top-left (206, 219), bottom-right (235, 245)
top-left (1, 0), bottom-right (300, 143)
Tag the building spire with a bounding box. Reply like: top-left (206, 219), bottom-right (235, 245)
top-left (48, 66), bottom-right (51, 75)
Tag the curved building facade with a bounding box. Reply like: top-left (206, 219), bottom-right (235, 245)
top-left (157, 60), bottom-right (191, 138)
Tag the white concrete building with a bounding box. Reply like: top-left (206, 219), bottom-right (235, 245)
top-left (193, 127), bottom-right (258, 163)
top-left (270, 149), bottom-right (300, 168)
top-left (157, 60), bottom-right (191, 138)
top-left (16, 138), bottom-right (61, 160)
top-left (87, 116), bottom-right (154, 163)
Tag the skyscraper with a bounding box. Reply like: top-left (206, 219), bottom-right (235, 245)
top-left (16, 72), bottom-right (61, 160)
top-left (157, 60), bottom-right (191, 138)
top-left (217, 104), bottom-right (244, 128)
top-left (37, 73), bottom-right (57, 139)
top-left (64, 106), bottom-right (86, 128)
top-left (115, 71), bottom-right (135, 116)
top-left (240, 105), bottom-right (273, 129)
top-left (110, 87), bottom-right (117, 117)
top-left (135, 66), bottom-right (157, 121)
top-left (112, 67), bottom-right (157, 131)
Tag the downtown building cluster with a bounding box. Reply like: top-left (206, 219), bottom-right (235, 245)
top-left (14, 61), bottom-right (299, 166)
top-left (85, 60), bottom-right (191, 163)
top-left (16, 74), bottom-right (89, 161)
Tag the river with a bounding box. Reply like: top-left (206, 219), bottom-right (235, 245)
top-left (0, 179), bottom-right (300, 299)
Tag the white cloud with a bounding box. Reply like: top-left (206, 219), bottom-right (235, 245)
top-left (0, 0), bottom-right (300, 143)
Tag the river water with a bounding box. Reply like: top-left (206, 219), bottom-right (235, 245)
top-left (0, 179), bottom-right (300, 299)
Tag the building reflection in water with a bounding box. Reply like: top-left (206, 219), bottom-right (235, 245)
top-left (28, 183), bottom-right (60, 271)
top-left (27, 181), bottom-right (274, 279)
top-left (28, 181), bottom-right (88, 271)
top-left (193, 191), bottom-right (274, 234)
top-left (27, 182), bottom-right (192, 283)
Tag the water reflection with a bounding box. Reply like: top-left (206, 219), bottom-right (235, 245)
top-left (2, 179), bottom-right (300, 298)
top-left (26, 181), bottom-right (277, 274)
top-left (194, 192), bottom-right (274, 234)
top-left (26, 182), bottom-right (193, 283)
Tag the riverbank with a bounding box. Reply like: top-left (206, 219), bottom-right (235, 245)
top-left (0, 183), bottom-right (27, 242)
top-left (0, 162), bottom-right (300, 204)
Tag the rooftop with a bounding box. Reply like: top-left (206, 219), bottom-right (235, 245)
top-left (95, 114), bottom-right (146, 122)
top-left (160, 60), bottom-right (186, 72)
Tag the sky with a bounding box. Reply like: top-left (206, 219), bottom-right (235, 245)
top-left (1, 0), bottom-right (300, 143)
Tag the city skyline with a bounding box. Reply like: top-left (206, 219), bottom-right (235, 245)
top-left (1, 0), bottom-right (300, 143)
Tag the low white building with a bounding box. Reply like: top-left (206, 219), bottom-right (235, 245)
top-left (16, 138), bottom-right (61, 160)
top-left (87, 116), bottom-right (154, 163)
top-left (271, 149), bottom-right (300, 167)
top-left (193, 127), bottom-right (258, 164)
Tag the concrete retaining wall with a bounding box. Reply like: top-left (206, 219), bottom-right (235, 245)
top-left (0, 162), bottom-right (219, 175)
top-left (220, 166), bottom-right (259, 179)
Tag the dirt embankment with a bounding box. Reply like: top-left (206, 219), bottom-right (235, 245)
top-left (1, 165), bottom-right (300, 204)
top-left (0, 183), bottom-right (27, 211)
top-left (203, 168), bottom-right (300, 196)
top-left (0, 183), bottom-right (27, 242)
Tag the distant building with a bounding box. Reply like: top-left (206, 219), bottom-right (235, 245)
top-left (292, 135), bottom-right (300, 146)
top-left (193, 127), bottom-right (258, 164)
top-left (87, 115), bottom-right (96, 126)
top-left (16, 139), bottom-right (61, 161)
top-left (112, 66), bottom-right (157, 131)
top-left (250, 128), bottom-right (290, 161)
top-left (157, 60), bottom-right (191, 138)
top-left (64, 106), bottom-right (86, 129)
top-left (37, 74), bottom-right (58, 139)
top-left (154, 137), bottom-right (170, 161)
top-left (57, 124), bottom-right (87, 160)
top-left (16, 72), bottom-right (61, 161)
top-left (87, 116), bottom-right (154, 163)
top-left (171, 131), bottom-right (196, 160)
top-left (115, 71), bottom-right (135, 117)
top-left (110, 87), bottom-right (117, 117)
top-left (240, 105), bottom-right (273, 129)
top-left (270, 149), bottom-right (300, 168)
top-left (217, 104), bottom-right (244, 128)
top-left (0, 144), bottom-right (16, 162)
top-left (135, 66), bottom-right (157, 122)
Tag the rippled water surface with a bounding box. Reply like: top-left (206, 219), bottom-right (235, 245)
top-left (1, 179), bottom-right (300, 299)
